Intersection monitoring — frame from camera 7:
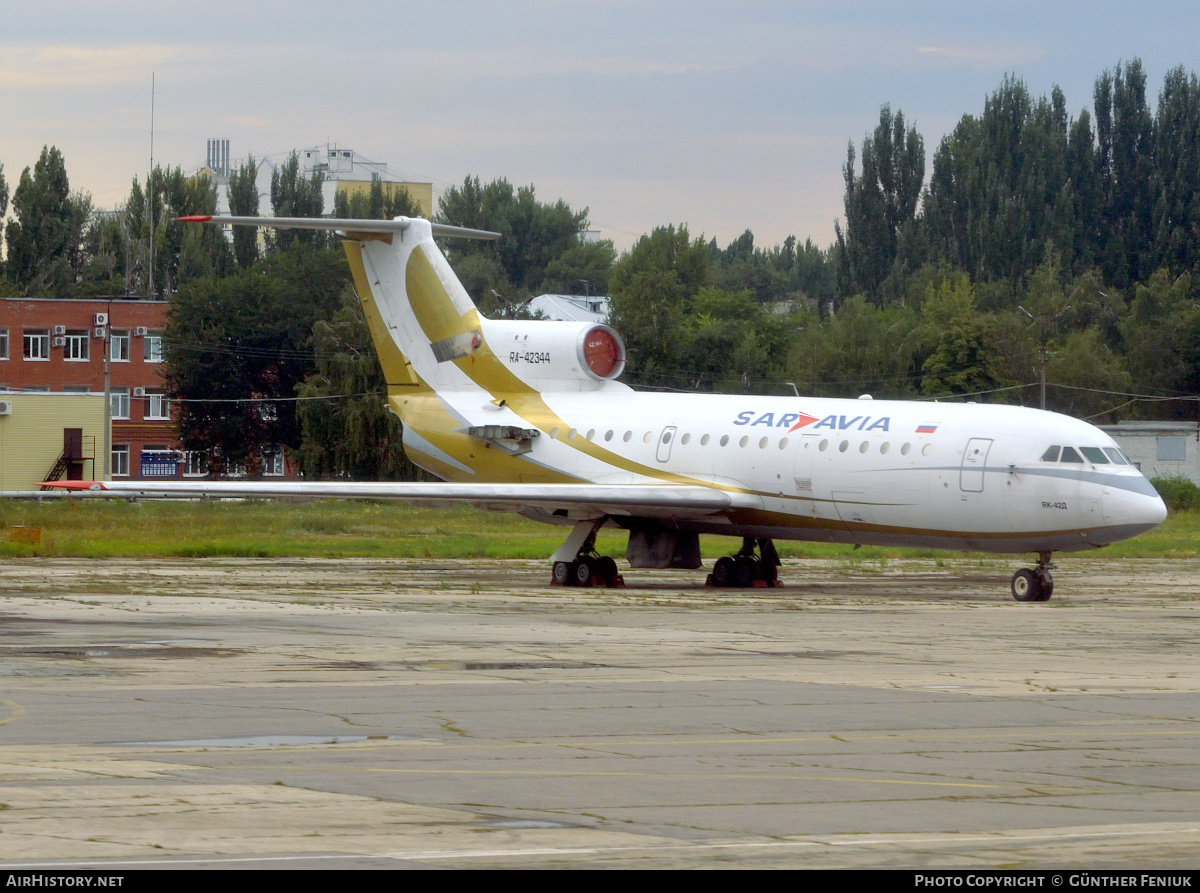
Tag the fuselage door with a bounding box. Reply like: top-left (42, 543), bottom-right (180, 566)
top-left (656, 426), bottom-right (677, 463)
top-left (960, 437), bottom-right (993, 492)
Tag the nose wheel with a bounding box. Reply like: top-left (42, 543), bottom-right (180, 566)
top-left (1011, 552), bottom-right (1054, 602)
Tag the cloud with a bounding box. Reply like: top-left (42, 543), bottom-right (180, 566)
top-left (917, 44), bottom-right (1046, 70)
top-left (0, 44), bottom-right (184, 89)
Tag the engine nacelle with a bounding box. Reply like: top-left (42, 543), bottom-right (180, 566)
top-left (480, 319), bottom-right (626, 389)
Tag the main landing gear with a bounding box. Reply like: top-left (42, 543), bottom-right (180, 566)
top-left (550, 518), bottom-right (624, 588)
top-left (708, 537), bottom-right (782, 588)
top-left (1011, 551), bottom-right (1055, 602)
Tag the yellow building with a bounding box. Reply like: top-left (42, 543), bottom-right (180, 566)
top-left (0, 393), bottom-right (108, 492)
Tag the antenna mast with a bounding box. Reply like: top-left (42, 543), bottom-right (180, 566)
top-left (148, 73), bottom-right (155, 296)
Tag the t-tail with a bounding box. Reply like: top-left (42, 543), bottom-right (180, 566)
top-left (181, 214), bottom-right (630, 480)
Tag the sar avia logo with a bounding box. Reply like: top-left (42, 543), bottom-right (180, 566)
top-left (733, 410), bottom-right (891, 432)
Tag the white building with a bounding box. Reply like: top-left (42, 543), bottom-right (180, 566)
top-left (528, 294), bottom-right (610, 324)
top-left (1101, 420), bottom-right (1200, 483)
top-left (194, 141), bottom-right (433, 218)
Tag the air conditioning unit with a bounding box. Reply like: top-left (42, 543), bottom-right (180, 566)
top-left (134, 326), bottom-right (148, 337)
top-left (133, 387), bottom-right (146, 397)
top-left (52, 325), bottom-right (66, 336)
top-left (52, 336), bottom-right (66, 347)
top-left (0, 400), bottom-right (11, 416)
top-left (94, 313), bottom-right (108, 326)
top-left (94, 327), bottom-right (106, 338)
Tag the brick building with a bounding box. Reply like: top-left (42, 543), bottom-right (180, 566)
top-left (0, 297), bottom-right (177, 480)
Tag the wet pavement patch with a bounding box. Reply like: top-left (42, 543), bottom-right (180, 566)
top-left (115, 734), bottom-right (417, 748)
top-left (0, 644), bottom-right (240, 659)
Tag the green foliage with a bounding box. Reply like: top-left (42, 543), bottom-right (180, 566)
top-left (836, 105), bottom-right (924, 301)
top-left (4, 146), bottom-right (91, 297)
top-left (122, 164), bottom-right (233, 296)
top-left (227, 155), bottom-right (259, 268)
top-left (270, 151), bottom-right (325, 251)
top-left (436, 176), bottom-right (595, 308)
top-left (296, 286), bottom-right (424, 480)
top-left (1150, 475), bottom-right (1200, 512)
top-left (165, 246), bottom-right (349, 466)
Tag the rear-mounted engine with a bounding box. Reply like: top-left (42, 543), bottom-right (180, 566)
top-left (481, 319), bottom-right (626, 387)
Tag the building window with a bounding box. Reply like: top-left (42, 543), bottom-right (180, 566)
top-left (110, 388), bottom-right (129, 419)
top-left (110, 330), bottom-right (130, 362)
top-left (64, 330), bottom-right (89, 361)
top-left (0, 329), bottom-right (8, 360)
top-left (183, 451), bottom-right (209, 477)
top-left (144, 330), bottom-right (163, 362)
top-left (1158, 436), bottom-right (1187, 461)
top-left (145, 390), bottom-right (170, 420)
top-left (112, 445), bottom-right (129, 477)
top-left (263, 447), bottom-right (285, 476)
top-left (23, 329), bottom-right (49, 360)
top-left (64, 386), bottom-right (89, 394)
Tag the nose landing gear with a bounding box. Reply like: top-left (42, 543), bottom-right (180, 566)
top-left (1011, 551), bottom-right (1055, 601)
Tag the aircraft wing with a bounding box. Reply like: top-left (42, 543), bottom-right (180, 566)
top-left (41, 480), bottom-right (743, 522)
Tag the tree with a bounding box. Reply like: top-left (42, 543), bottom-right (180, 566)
top-left (296, 286), bottom-right (423, 480)
top-left (123, 165), bottom-right (232, 296)
top-left (0, 162), bottom-right (7, 249)
top-left (1152, 67), bottom-right (1200, 278)
top-left (166, 247), bottom-right (348, 468)
top-left (4, 146), bottom-right (90, 296)
top-left (836, 106), bottom-right (924, 302)
top-left (270, 151), bottom-right (325, 251)
top-left (334, 177), bottom-right (423, 221)
top-left (227, 155), bottom-right (259, 269)
top-left (435, 176), bottom-right (593, 309)
top-left (1094, 59), bottom-right (1156, 287)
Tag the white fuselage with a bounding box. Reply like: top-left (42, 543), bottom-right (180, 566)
top-left (406, 386), bottom-right (1166, 554)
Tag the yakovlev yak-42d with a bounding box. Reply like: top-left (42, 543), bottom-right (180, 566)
top-left (49, 214), bottom-right (1167, 601)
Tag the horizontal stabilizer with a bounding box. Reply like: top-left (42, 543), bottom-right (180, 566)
top-left (177, 215), bottom-right (500, 240)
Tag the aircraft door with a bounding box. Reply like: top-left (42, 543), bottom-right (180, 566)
top-left (960, 437), bottom-right (993, 492)
top-left (656, 426), bottom-right (677, 463)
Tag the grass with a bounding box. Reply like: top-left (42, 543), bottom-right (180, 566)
top-left (0, 497), bottom-right (1196, 560)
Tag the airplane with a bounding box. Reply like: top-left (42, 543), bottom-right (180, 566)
top-left (47, 214), bottom-right (1168, 602)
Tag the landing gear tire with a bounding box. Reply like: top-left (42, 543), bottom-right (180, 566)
top-left (712, 557), bottom-right (734, 587)
top-left (597, 556), bottom-right (618, 585)
top-left (552, 561), bottom-right (572, 586)
top-left (574, 558), bottom-right (595, 587)
top-left (733, 556), bottom-right (757, 588)
top-left (1011, 568), bottom-right (1042, 602)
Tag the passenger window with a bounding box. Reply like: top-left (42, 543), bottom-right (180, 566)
top-left (1060, 446), bottom-right (1084, 463)
top-left (720, 435), bottom-right (729, 447)
top-left (1080, 447), bottom-right (1109, 464)
top-left (1041, 446), bottom-right (1060, 462)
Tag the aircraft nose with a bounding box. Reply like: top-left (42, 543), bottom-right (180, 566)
top-left (1100, 479), bottom-right (1167, 543)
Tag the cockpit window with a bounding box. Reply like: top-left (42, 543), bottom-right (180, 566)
top-left (1041, 445), bottom-right (1061, 462)
top-left (1059, 446), bottom-right (1084, 463)
top-left (1103, 447), bottom-right (1129, 465)
top-left (1080, 447), bottom-right (1110, 464)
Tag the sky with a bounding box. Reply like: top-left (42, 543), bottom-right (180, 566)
top-left (2, 1), bottom-right (1196, 252)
